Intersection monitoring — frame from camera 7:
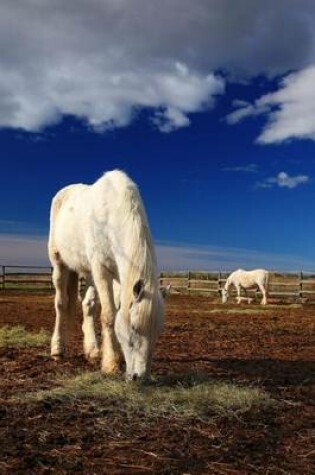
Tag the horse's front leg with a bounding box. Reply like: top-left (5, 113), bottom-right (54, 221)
top-left (93, 267), bottom-right (123, 374)
top-left (243, 287), bottom-right (251, 304)
top-left (51, 264), bottom-right (70, 359)
top-left (81, 285), bottom-right (100, 361)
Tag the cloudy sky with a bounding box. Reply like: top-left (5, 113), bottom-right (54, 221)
top-left (1, 0), bottom-right (315, 271)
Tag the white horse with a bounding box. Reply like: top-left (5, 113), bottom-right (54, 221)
top-left (221, 269), bottom-right (269, 305)
top-left (48, 170), bottom-right (164, 381)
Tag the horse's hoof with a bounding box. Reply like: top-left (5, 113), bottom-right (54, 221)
top-left (86, 347), bottom-right (100, 361)
top-left (125, 373), bottom-right (152, 384)
top-left (101, 363), bottom-right (121, 375)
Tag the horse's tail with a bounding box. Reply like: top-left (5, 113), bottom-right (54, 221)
top-left (67, 271), bottom-right (78, 330)
top-left (264, 271), bottom-right (270, 293)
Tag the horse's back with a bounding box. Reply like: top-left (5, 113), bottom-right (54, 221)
top-left (48, 170), bottom-right (148, 275)
top-left (92, 169), bottom-right (150, 253)
top-left (51, 170), bottom-right (140, 234)
top-left (230, 268), bottom-right (269, 287)
top-left (50, 184), bottom-right (86, 217)
top-left (249, 269), bottom-right (269, 281)
top-left (96, 169), bottom-right (134, 190)
top-left (92, 170), bottom-right (143, 216)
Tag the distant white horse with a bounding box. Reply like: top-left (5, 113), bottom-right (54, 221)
top-left (221, 269), bottom-right (269, 305)
top-left (48, 170), bottom-right (164, 381)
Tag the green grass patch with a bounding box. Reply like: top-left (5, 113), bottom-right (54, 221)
top-left (217, 304), bottom-right (302, 314)
top-left (208, 307), bottom-right (273, 314)
top-left (0, 325), bottom-right (50, 348)
top-left (2, 283), bottom-right (52, 292)
top-left (23, 371), bottom-right (274, 418)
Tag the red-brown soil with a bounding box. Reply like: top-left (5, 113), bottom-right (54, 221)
top-left (0, 293), bottom-right (314, 474)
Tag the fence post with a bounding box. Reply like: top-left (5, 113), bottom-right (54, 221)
top-left (218, 271), bottom-right (222, 297)
top-left (2, 266), bottom-right (5, 290)
top-left (299, 271), bottom-right (303, 300)
top-left (187, 271), bottom-right (190, 296)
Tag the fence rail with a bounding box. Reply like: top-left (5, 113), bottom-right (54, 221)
top-left (0, 265), bottom-right (53, 291)
top-left (159, 270), bottom-right (315, 302)
top-left (1, 266), bottom-right (315, 301)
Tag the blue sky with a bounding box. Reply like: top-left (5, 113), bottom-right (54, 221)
top-left (1, 1), bottom-right (315, 272)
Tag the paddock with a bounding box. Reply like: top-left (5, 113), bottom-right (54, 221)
top-left (0, 292), bottom-right (314, 474)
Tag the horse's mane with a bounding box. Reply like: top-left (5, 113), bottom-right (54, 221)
top-left (95, 170), bottom-right (160, 332)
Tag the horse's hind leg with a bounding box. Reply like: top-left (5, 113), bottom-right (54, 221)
top-left (51, 264), bottom-right (71, 359)
top-left (92, 266), bottom-right (122, 374)
top-left (258, 284), bottom-right (267, 305)
top-left (236, 285), bottom-right (242, 304)
top-left (81, 285), bottom-right (100, 361)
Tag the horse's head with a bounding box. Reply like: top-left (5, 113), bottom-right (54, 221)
top-left (221, 288), bottom-right (228, 304)
top-left (115, 279), bottom-right (164, 382)
top-left (160, 283), bottom-right (172, 298)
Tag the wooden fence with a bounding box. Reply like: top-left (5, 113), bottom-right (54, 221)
top-left (1, 266), bottom-right (315, 302)
top-left (159, 270), bottom-right (315, 302)
top-left (0, 265), bottom-right (53, 291)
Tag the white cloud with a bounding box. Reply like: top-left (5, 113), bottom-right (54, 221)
top-left (156, 242), bottom-right (315, 272)
top-left (227, 66), bottom-right (315, 143)
top-left (152, 107), bottom-right (190, 133)
top-left (1, 1), bottom-right (315, 133)
top-left (258, 67), bottom-right (315, 143)
top-left (256, 171), bottom-right (310, 189)
top-left (223, 163), bottom-right (258, 173)
top-left (226, 100), bottom-right (270, 125)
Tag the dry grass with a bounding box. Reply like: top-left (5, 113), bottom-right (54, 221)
top-left (0, 325), bottom-right (50, 348)
top-left (207, 307), bottom-right (273, 315)
top-left (20, 371), bottom-right (274, 419)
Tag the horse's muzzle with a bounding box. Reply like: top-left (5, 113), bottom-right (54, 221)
top-left (126, 372), bottom-right (151, 383)
top-left (126, 372), bottom-right (140, 382)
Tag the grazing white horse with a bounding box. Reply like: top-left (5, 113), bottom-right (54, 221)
top-left (48, 170), bottom-right (164, 381)
top-left (221, 269), bottom-right (269, 305)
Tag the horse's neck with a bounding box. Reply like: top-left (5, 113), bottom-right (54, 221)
top-left (108, 190), bottom-right (157, 309)
top-left (224, 278), bottom-right (232, 291)
top-left (118, 245), bottom-right (157, 310)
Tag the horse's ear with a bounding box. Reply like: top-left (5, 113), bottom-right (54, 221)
top-left (133, 279), bottom-right (145, 302)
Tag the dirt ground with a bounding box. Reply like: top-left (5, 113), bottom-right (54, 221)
top-left (0, 292), bottom-right (314, 474)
